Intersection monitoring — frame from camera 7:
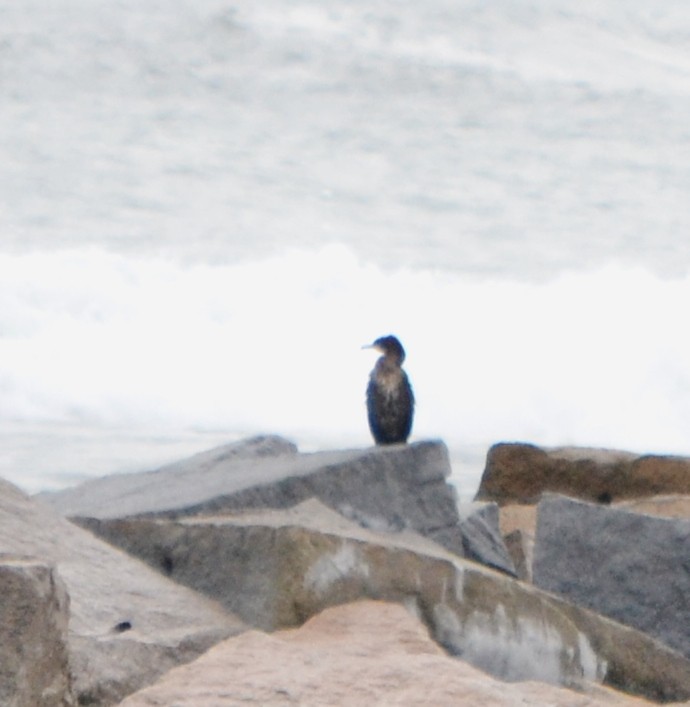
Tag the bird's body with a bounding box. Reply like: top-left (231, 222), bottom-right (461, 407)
top-left (365, 335), bottom-right (414, 445)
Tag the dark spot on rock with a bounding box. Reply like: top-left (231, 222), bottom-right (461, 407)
top-left (113, 620), bottom-right (132, 633)
top-left (597, 491), bottom-right (612, 505)
top-left (161, 555), bottom-right (174, 575)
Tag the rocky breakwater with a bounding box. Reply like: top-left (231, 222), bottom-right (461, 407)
top-left (533, 494), bottom-right (690, 660)
top-left (476, 442), bottom-right (690, 665)
top-left (36, 436), bottom-right (690, 704)
top-left (42, 435), bottom-right (514, 574)
top-left (118, 601), bottom-right (679, 707)
top-left (0, 478), bottom-right (246, 706)
top-left (75, 497), bottom-right (690, 703)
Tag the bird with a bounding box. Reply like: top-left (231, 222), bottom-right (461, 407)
top-left (363, 335), bottom-right (415, 445)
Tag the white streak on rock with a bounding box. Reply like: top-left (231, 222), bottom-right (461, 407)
top-left (432, 602), bottom-right (608, 686)
top-left (304, 543), bottom-right (370, 595)
top-left (579, 631), bottom-right (607, 683)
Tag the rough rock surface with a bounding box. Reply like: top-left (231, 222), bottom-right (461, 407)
top-left (476, 443), bottom-right (690, 505)
top-left (43, 437), bottom-right (513, 571)
top-left (78, 499), bottom-right (690, 702)
top-left (498, 504), bottom-right (538, 581)
top-left (503, 528), bottom-right (534, 581)
top-left (615, 495), bottom-right (690, 519)
top-left (118, 601), bottom-right (681, 707)
top-left (498, 497), bottom-right (690, 584)
top-left (0, 479), bottom-right (245, 706)
top-left (499, 503), bottom-right (538, 536)
top-left (456, 501), bottom-right (515, 575)
top-left (533, 494), bottom-right (690, 659)
top-left (0, 556), bottom-right (73, 707)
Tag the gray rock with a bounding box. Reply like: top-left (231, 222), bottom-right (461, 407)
top-left (216, 434), bottom-right (299, 457)
top-left (0, 556), bottom-right (73, 707)
top-left (456, 502), bottom-right (515, 576)
top-left (533, 494), bottom-right (690, 659)
top-left (0, 479), bottom-right (245, 706)
top-left (76, 499), bottom-right (690, 703)
top-left (36, 434), bottom-right (299, 517)
top-left (42, 439), bottom-right (475, 562)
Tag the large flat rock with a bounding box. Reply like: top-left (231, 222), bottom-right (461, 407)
top-left (533, 494), bottom-right (690, 659)
top-left (38, 434), bottom-right (301, 520)
top-left (0, 556), bottom-right (73, 707)
top-left (0, 479), bottom-right (245, 706)
top-left (43, 437), bottom-right (509, 570)
top-left (476, 443), bottom-right (690, 505)
top-left (118, 601), bottom-right (672, 707)
top-left (78, 499), bottom-right (690, 703)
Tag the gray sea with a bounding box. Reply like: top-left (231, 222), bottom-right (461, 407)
top-left (2, 0), bottom-right (690, 498)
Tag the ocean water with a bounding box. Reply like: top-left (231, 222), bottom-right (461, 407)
top-left (2, 0), bottom-right (690, 498)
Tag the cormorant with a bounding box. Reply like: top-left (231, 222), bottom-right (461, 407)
top-left (363, 335), bottom-right (415, 445)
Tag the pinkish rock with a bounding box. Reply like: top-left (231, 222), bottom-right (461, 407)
top-left (118, 601), bottom-right (682, 707)
top-left (614, 495), bottom-right (690, 519)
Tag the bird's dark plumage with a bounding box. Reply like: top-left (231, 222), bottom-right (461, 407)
top-left (364, 335), bottom-right (415, 445)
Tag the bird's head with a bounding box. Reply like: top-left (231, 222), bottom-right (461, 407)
top-left (362, 335), bottom-right (406, 364)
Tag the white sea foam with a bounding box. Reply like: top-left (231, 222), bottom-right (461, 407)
top-left (2, 246), bottom-right (690, 493)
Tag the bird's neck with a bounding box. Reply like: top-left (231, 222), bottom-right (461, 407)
top-left (374, 357), bottom-right (404, 398)
top-left (375, 355), bottom-right (402, 374)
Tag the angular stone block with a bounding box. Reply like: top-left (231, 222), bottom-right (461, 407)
top-left (533, 494), bottom-right (690, 659)
top-left (456, 502), bottom-right (515, 576)
top-left (0, 556), bottom-right (73, 707)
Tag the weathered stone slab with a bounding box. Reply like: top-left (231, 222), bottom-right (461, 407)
top-left (0, 479), bottom-right (245, 706)
top-left (77, 499), bottom-right (690, 702)
top-left (118, 601), bottom-right (668, 707)
top-left (42, 438), bottom-right (500, 568)
top-left (456, 501), bottom-right (515, 575)
top-left (37, 434), bottom-right (299, 520)
top-left (0, 556), bottom-right (73, 707)
top-left (476, 443), bottom-right (690, 505)
top-left (533, 494), bottom-right (690, 659)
